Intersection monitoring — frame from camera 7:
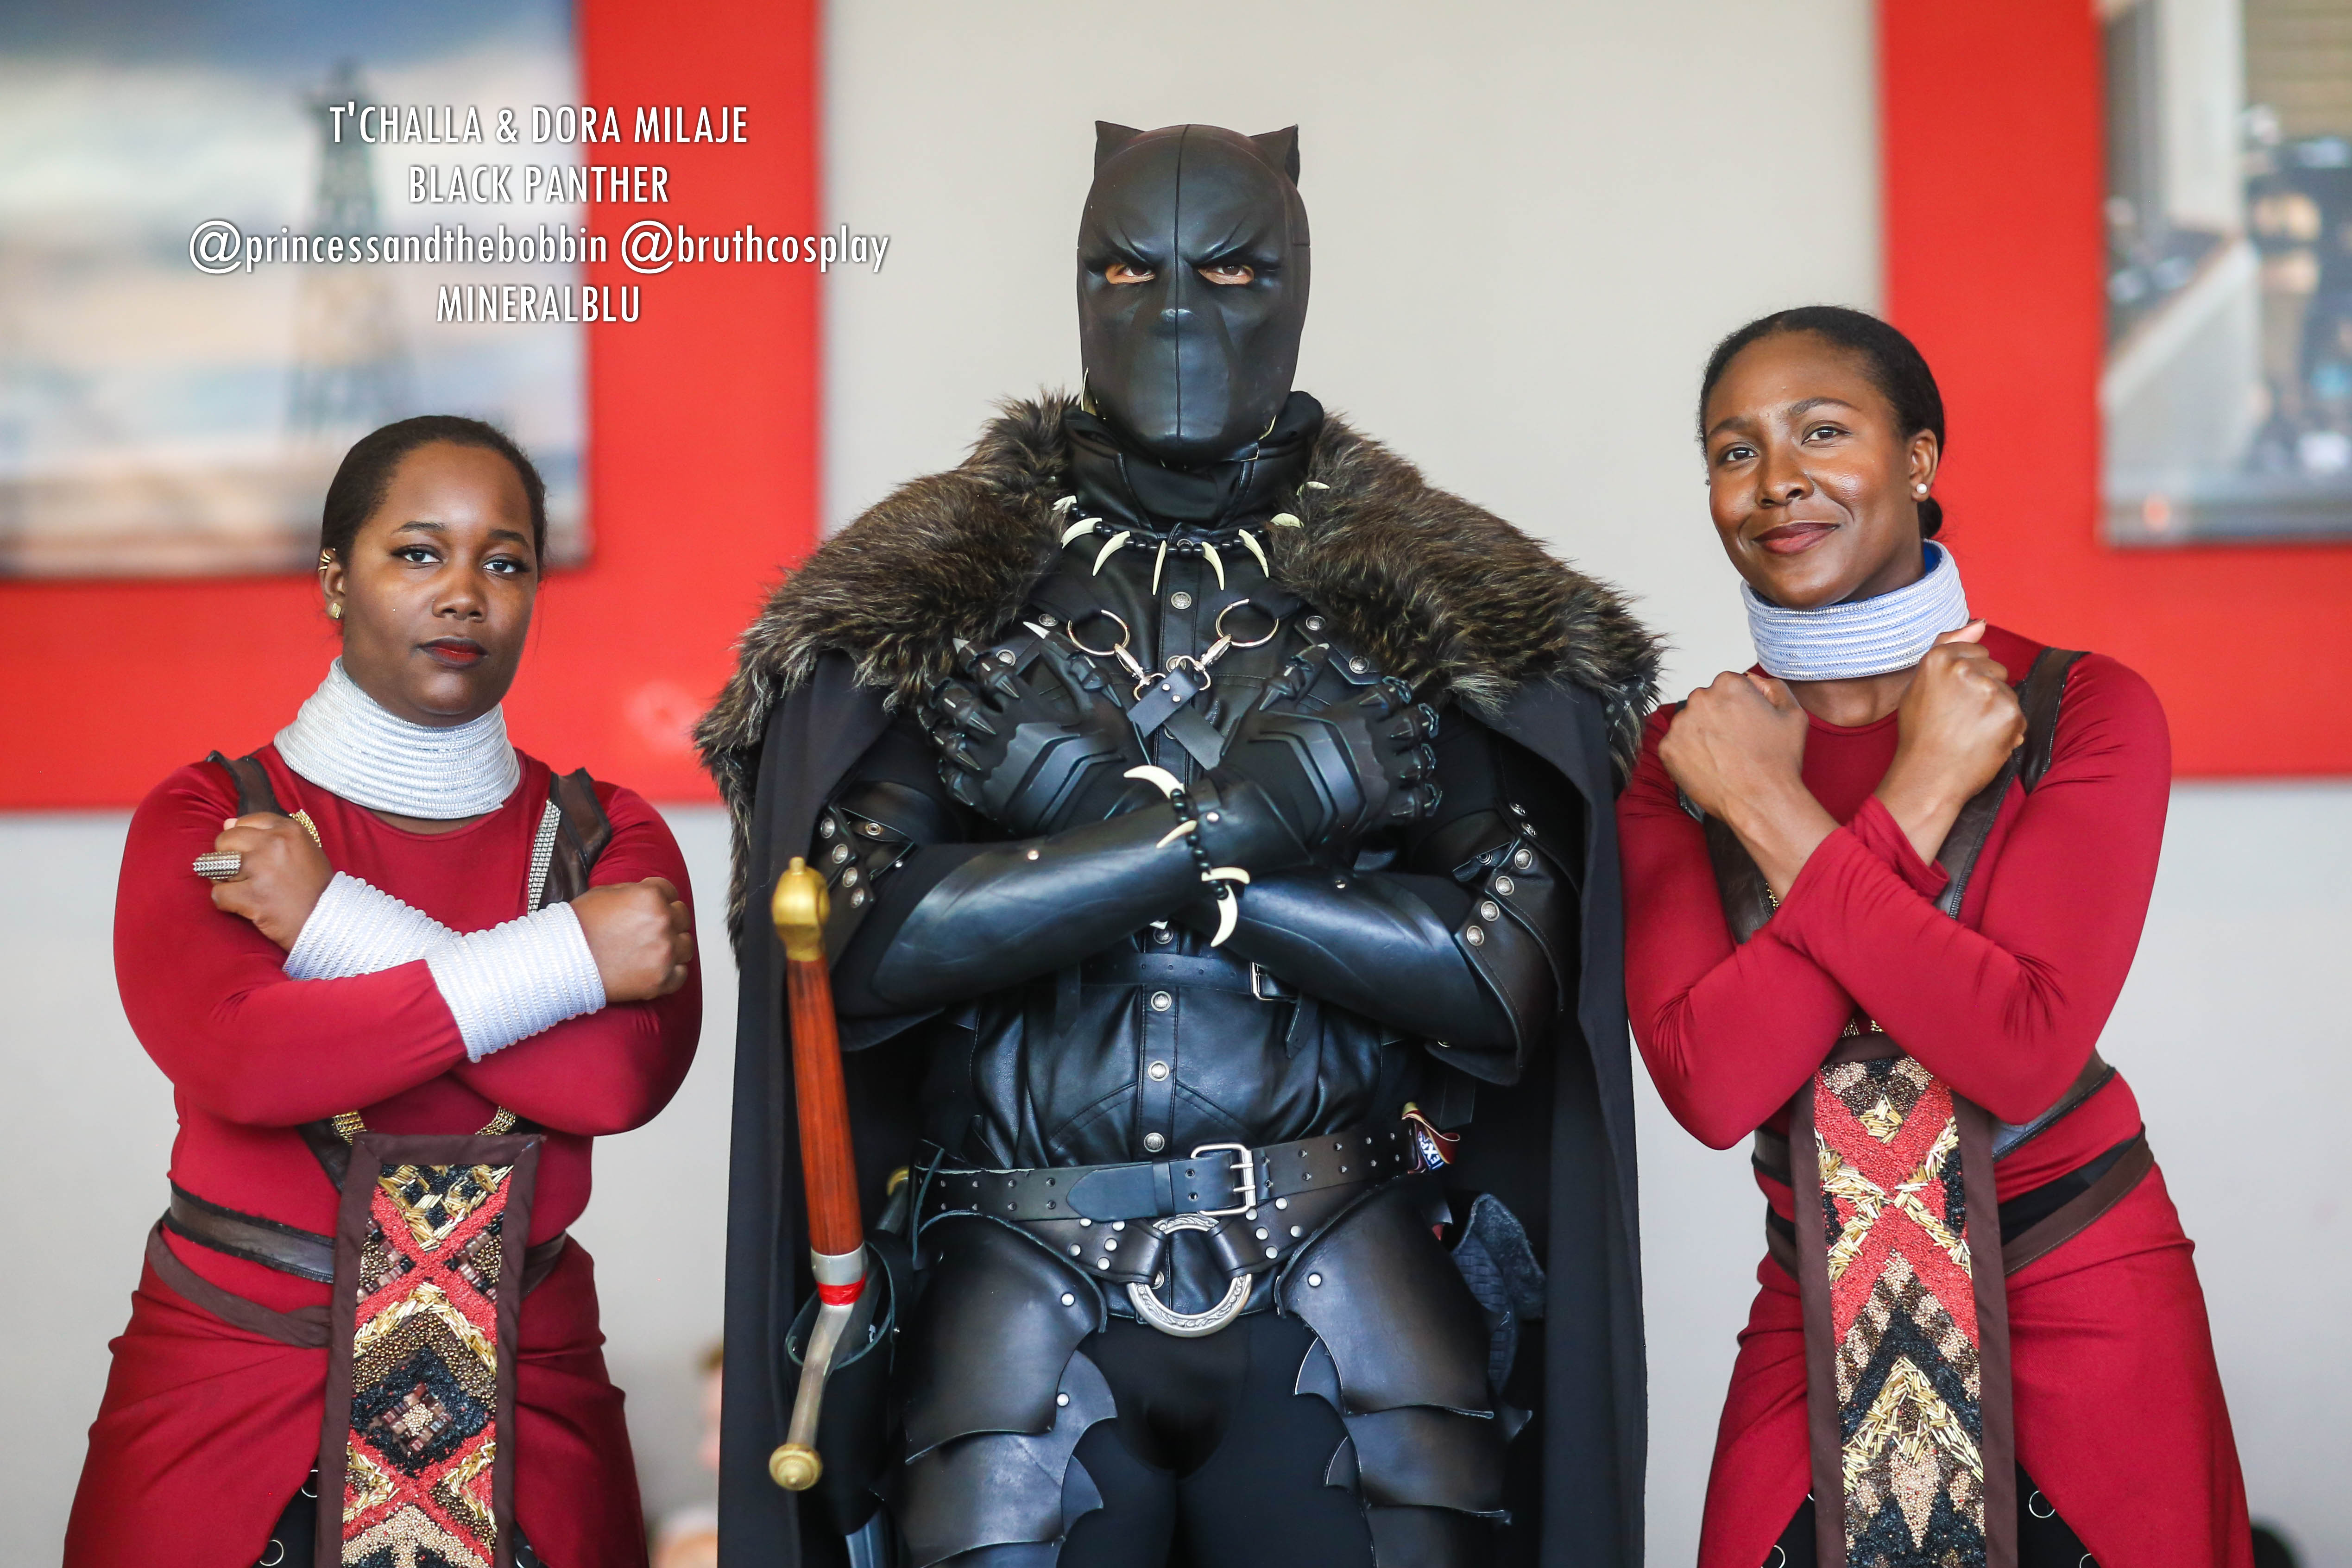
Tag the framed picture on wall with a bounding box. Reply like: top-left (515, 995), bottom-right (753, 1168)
top-left (0, 2), bottom-right (588, 579)
top-left (2103, 0), bottom-right (2352, 543)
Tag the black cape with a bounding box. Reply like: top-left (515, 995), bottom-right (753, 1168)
top-left (697, 398), bottom-right (1661, 1567)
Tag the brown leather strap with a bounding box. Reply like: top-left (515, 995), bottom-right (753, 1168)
top-left (164, 1184), bottom-right (336, 1284)
top-left (205, 750), bottom-right (287, 818)
top-left (541, 767), bottom-right (613, 907)
top-left (144, 1222), bottom-right (331, 1348)
top-left (1933, 647), bottom-right (2081, 918)
top-left (2000, 1133), bottom-right (2152, 1275)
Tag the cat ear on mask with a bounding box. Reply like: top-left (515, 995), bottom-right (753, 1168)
top-left (1094, 122), bottom-right (1145, 171)
top-left (1249, 126), bottom-right (1300, 183)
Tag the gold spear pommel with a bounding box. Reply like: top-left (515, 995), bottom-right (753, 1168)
top-left (772, 857), bottom-right (829, 962)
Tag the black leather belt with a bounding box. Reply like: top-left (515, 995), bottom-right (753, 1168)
top-left (923, 1126), bottom-right (1406, 1227)
top-left (921, 1127), bottom-right (1413, 1333)
top-left (1078, 947), bottom-right (1297, 1000)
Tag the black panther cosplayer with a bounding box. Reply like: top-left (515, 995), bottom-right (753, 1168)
top-left (699, 122), bottom-right (1660, 1568)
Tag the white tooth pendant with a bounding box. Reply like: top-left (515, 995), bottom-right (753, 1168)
top-left (1151, 538), bottom-right (1170, 594)
top-left (1061, 519), bottom-right (1098, 547)
top-left (1201, 541), bottom-right (1226, 589)
top-left (1237, 529), bottom-right (1270, 573)
top-left (1270, 512), bottom-right (1303, 528)
top-left (1053, 495), bottom-right (1078, 515)
top-left (1122, 764), bottom-right (1185, 798)
top-left (1092, 530), bottom-right (1133, 574)
top-left (1206, 867), bottom-right (1253, 946)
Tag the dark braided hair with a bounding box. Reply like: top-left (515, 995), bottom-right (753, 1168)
top-left (319, 415), bottom-right (548, 566)
top-left (1697, 305), bottom-right (1947, 539)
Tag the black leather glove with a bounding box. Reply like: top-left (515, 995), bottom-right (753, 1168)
top-left (922, 630), bottom-right (1149, 838)
top-left (1198, 646), bottom-right (1440, 867)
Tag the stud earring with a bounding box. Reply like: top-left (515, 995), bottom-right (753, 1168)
top-left (327, 603), bottom-right (342, 620)
top-left (1915, 483), bottom-right (1929, 495)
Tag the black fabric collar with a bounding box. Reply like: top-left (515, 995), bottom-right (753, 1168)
top-left (1066, 390), bottom-right (1323, 535)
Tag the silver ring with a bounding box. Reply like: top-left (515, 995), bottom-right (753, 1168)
top-left (193, 851), bottom-right (243, 882)
top-left (1063, 609), bottom-right (1131, 658)
top-left (2028, 1491), bottom-right (2056, 1520)
top-left (1766, 1548), bottom-right (1788, 1568)
top-left (1212, 598), bottom-right (1282, 649)
top-left (1125, 1213), bottom-right (1250, 1337)
top-left (257, 1541), bottom-right (287, 1568)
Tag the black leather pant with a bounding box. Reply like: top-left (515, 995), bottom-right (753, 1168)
top-left (1766, 1468), bottom-right (2094, 1568)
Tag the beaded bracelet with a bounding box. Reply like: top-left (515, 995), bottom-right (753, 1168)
top-left (1123, 765), bottom-right (1252, 945)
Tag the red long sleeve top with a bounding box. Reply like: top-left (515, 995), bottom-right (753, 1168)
top-left (117, 744), bottom-right (701, 1311)
top-left (1619, 625), bottom-right (2166, 1213)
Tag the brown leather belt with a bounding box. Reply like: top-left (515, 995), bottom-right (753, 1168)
top-left (152, 1186), bottom-right (569, 1344)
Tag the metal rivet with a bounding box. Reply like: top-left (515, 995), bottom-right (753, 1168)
top-left (1339, 1165), bottom-right (1349, 1174)
top-left (1143, 1132), bottom-right (1166, 1151)
top-left (1494, 876), bottom-right (1515, 895)
top-left (1304, 616), bottom-right (1325, 632)
top-left (1290, 1224), bottom-right (1303, 1237)
top-left (1204, 811), bottom-right (1220, 823)
top-left (1170, 591), bottom-right (1194, 610)
top-left (1069, 1245), bottom-right (1082, 1256)
top-left (1514, 849), bottom-right (1534, 869)
top-left (1150, 991), bottom-right (1173, 1012)
top-left (1265, 1247), bottom-right (1279, 1259)
top-left (1039, 613), bottom-right (1059, 627)
top-left (1025, 848), bottom-right (1041, 861)
top-left (1479, 900), bottom-right (1500, 921)
top-left (1046, 1200), bottom-right (1056, 1209)
top-left (863, 821), bottom-right (884, 836)
top-left (1148, 1061), bottom-right (1169, 1081)
top-left (1079, 1217), bottom-right (1092, 1228)
top-left (1153, 1273), bottom-right (1165, 1288)
top-left (841, 868), bottom-right (859, 887)
top-left (1104, 1237), bottom-right (1118, 1251)
top-left (1308, 1272), bottom-right (1323, 1287)
top-left (1113, 1221), bottom-right (1127, 1231)
top-left (819, 818), bottom-right (836, 838)
top-left (830, 844), bottom-right (850, 863)
top-left (851, 889), bottom-right (866, 907)
top-left (1061, 1291), bottom-right (1076, 1305)
top-left (1057, 1392), bottom-right (1071, 1406)
top-left (1255, 1227), bottom-right (1269, 1240)
top-left (1510, 802), bottom-right (1527, 816)
top-left (997, 649), bottom-right (1017, 664)
top-left (1348, 657), bottom-right (1368, 674)
top-left (1524, 823), bottom-right (1539, 837)
top-left (1154, 927), bottom-right (1173, 944)
top-left (1274, 1197), bottom-right (1288, 1210)
top-left (1245, 1208), bottom-right (1258, 1220)
top-left (1097, 1257), bottom-right (1110, 1270)
top-left (1465, 926), bottom-right (1485, 946)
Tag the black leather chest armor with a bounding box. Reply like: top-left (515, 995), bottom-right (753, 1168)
top-left (871, 532), bottom-right (1430, 1168)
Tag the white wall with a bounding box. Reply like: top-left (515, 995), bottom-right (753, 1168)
top-left (822, 0), bottom-right (1884, 703)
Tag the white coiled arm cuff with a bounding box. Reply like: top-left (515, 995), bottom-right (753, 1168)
top-left (424, 903), bottom-right (608, 1061)
top-left (284, 872), bottom-right (455, 980)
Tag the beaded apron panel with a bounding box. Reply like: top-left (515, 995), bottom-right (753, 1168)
top-left (319, 1134), bottom-right (541, 1568)
top-left (1797, 1050), bottom-right (2012, 1568)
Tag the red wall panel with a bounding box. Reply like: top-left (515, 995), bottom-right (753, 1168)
top-left (1881, 0), bottom-right (2352, 775)
top-left (0, 0), bottom-right (821, 807)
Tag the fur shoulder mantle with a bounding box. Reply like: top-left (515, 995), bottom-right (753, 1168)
top-left (696, 395), bottom-right (1661, 880)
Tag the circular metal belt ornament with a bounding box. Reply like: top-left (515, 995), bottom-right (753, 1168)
top-left (1126, 1212), bottom-right (1250, 1337)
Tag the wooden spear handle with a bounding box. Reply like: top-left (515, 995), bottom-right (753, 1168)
top-left (771, 857), bottom-right (864, 1263)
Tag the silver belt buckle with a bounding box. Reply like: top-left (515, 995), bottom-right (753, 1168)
top-left (1188, 1141), bottom-right (1256, 1218)
top-left (1249, 963), bottom-right (1280, 1001)
top-left (1126, 1212), bottom-right (1251, 1337)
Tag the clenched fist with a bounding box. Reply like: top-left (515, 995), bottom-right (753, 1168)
top-left (1658, 669), bottom-right (1811, 825)
top-left (574, 877), bottom-right (694, 1002)
top-left (208, 813), bottom-right (334, 950)
top-left (1875, 621), bottom-right (2025, 859)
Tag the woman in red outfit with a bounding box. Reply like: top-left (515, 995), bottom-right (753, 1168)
top-left (1620, 309), bottom-right (2248, 1568)
top-left (68, 417), bottom-right (701, 1568)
